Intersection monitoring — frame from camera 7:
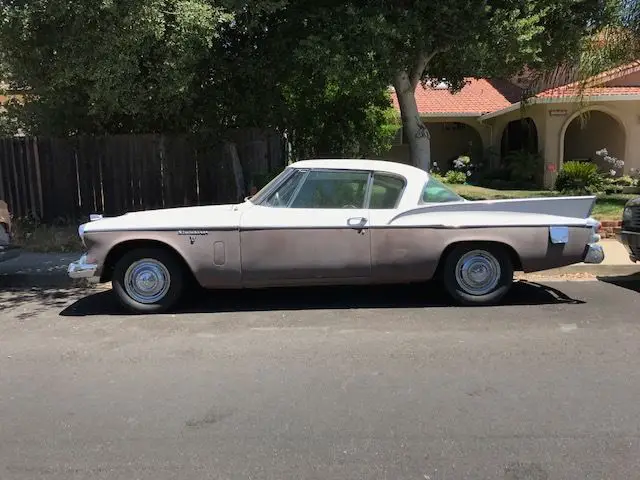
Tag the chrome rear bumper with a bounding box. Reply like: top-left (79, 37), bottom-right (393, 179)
top-left (583, 243), bottom-right (605, 264)
top-left (67, 254), bottom-right (100, 282)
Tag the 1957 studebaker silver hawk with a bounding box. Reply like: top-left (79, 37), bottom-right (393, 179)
top-left (68, 159), bottom-right (604, 313)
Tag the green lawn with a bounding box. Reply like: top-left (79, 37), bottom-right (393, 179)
top-left (450, 184), bottom-right (634, 221)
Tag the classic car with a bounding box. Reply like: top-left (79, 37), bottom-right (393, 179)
top-left (0, 199), bottom-right (21, 264)
top-left (620, 195), bottom-right (640, 263)
top-left (68, 159), bottom-right (604, 313)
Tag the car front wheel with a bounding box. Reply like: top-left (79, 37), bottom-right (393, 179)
top-left (442, 243), bottom-right (513, 306)
top-left (112, 247), bottom-right (185, 314)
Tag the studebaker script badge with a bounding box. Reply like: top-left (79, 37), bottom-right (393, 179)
top-left (178, 230), bottom-right (209, 236)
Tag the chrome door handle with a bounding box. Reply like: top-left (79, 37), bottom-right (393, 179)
top-left (347, 217), bottom-right (367, 227)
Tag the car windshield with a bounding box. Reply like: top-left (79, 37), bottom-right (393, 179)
top-left (420, 175), bottom-right (464, 204)
top-left (247, 168), bottom-right (295, 205)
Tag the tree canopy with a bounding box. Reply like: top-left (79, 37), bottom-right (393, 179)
top-left (0, 0), bottom-right (635, 166)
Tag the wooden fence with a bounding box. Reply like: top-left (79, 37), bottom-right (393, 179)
top-left (0, 130), bottom-right (285, 223)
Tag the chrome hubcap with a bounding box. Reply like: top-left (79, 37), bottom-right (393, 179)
top-left (124, 259), bottom-right (171, 304)
top-left (454, 250), bottom-right (501, 296)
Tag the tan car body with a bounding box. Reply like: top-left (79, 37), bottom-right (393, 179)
top-left (80, 224), bottom-right (592, 289)
top-left (68, 159), bottom-right (603, 310)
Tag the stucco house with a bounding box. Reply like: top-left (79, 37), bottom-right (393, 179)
top-left (385, 61), bottom-right (640, 189)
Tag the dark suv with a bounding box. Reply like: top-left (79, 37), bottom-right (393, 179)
top-left (621, 196), bottom-right (640, 263)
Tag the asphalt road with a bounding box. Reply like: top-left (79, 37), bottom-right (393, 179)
top-left (1, 278), bottom-right (640, 480)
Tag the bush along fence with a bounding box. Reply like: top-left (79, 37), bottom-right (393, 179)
top-left (0, 129), bottom-right (286, 224)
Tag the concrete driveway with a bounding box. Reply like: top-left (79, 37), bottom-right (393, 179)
top-left (1, 277), bottom-right (639, 479)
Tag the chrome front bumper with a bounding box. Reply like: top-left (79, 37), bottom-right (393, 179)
top-left (67, 254), bottom-right (100, 282)
top-left (583, 243), bottom-right (605, 264)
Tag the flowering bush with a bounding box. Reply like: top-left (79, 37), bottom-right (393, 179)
top-left (557, 148), bottom-right (636, 194)
top-left (595, 148), bottom-right (624, 177)
top-left (430, 161), bottom-right (442, 175)
top-left (452, 155), bottom-right (474, 178)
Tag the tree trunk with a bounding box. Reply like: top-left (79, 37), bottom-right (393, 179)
top-left (393, 71), bottom-right (431, 171)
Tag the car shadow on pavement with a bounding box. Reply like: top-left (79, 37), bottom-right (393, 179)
top-left (0, 286), bottom-right (93, 320)
top-left (597, 272), bottom-right (640, 293)
top-left (59, 279), bottom-right (584, 317)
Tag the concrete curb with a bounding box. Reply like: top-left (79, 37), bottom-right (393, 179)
top-left (533, 264), bottom-right (640, 278)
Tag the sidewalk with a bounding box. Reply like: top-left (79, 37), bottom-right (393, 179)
top-left (531, 238), bottom-right (639, 277)
top-left (0, 252), bottom-right (82, 288)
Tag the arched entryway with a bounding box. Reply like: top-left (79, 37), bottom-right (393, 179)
top-left (497, 117), bottom-right (542, 186)
top-left (500, 117), bottom-right (539, 159)
top-left (426, 121), bottom-right (483, 170)
top-left (562, 109), bottom-right (626, 171)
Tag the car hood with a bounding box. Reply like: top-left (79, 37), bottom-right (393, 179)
top-left (83, 203), bottom-right (247, 233)
top-left (625, 196), bottom-right (640, 208)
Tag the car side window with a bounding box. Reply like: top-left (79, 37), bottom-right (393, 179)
top-left (421, 176), bottom-right (464, 203)
top-left (289, 170), bottom-right (370, 209)
top-left (262, 169), bottom-right (307, 207)
top-left (368, 173), bottom-right (405, 209)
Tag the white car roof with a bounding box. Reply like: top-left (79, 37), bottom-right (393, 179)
top-left (290, 159), bottom-right (429, 179)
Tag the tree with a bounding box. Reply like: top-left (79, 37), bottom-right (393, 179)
top-left (206, 3), bottom-right (400, 159)
top-left (242, 0), bottom-right (620, 170)
top-left (0, 0), bottom-right (623, 168)
top-left (0, 0), bottom-right (398, 160)
top-left (0, 0), bottom-right (233, 135)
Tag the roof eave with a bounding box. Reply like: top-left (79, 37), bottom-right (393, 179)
top-left (478, 93), bottom-right (640, 121)
top-left (420, 111), bottom-right (483, 118)
top-left (478, 103), bottom-right (522, 121)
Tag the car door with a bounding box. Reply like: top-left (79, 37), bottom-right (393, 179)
top-left (239, 168), bottom-right (372, 286)
top-left (368, 173), bottom-right (465, 283)
top-left (367, 171), bottom-right (433, 282)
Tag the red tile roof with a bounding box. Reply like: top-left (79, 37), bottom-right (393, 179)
top-left (393, 61), bottom-right (640, 118)
top-left (536, 85), bottom-right (640, 98)
top-left (391, 78), bottom-right (523, 115)
top-left (534, 61), bottom-right (640, 98)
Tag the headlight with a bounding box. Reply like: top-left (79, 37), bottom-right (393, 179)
top-left (623, 207), bottom-right (633, 222)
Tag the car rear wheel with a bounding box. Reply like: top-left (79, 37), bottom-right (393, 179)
top-left (112, 247), bottom-right (185, 314)
top-left (442, 243), bottom-right (513, 306)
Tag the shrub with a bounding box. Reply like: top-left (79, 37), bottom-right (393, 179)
top-left (429, 171), bottom-right (446, 183)
top-left (555, 161), bottom-right (604, 194)
top-left (444, 170), bottom-right (467, 184)
top-left (614, 175), bottom-right (636, 187)
top-left (503, 150), bottom-right (544, 186)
